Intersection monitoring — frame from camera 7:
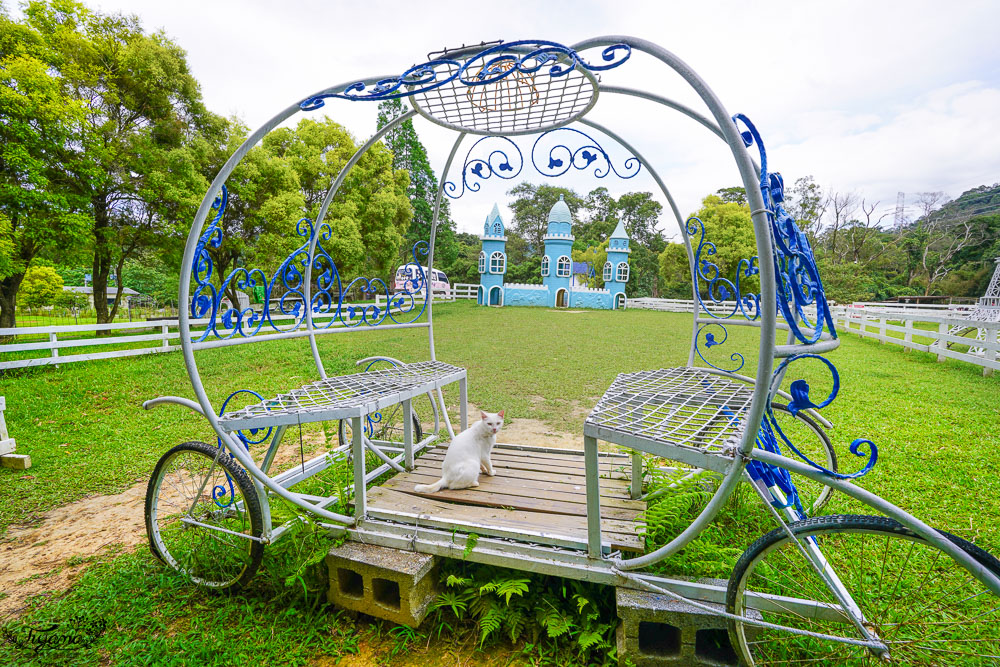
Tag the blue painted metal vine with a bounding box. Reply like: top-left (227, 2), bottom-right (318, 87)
top-left (766, 354), bottom-right (878, 479)
top-left (444, 136), bottom-right (523, 199)
top-left (190, 186), bottom-right (429, 342)
top-left (732, 113), bottom-right (837, 345)
top-left (531, 127), bottom-right (641, 180)
top-left (299, 40), bottom-right (631, 109)
top-left (212, 389), bottom-right (273, 508)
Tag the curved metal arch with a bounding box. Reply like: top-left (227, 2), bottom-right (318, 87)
top-left (571, 36), bottom-right (778, 571)
top-left (577, 117), bottom-right (699, 367)
top-left (303, 108), bottom-right (420, 379)
top-left (177, 75), bottom-right (410, 524)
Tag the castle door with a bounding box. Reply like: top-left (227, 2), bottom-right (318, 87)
top-left (489, 286), bottom-right (503, 306)
top-left (615, 293), bottom-right (626, 310)
top-left (555, 288), bottom-right (568, 308)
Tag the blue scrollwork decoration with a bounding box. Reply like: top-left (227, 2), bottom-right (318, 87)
top-left (694, 323), bottom-right (745, 373)
top-left (444, 136), bottom-right (523, 199)
top-left (732, 114), bottom-right (837, 345)
top-left (189, 187), bottom-right (429, 341)
top-left (766, 354), bottom-right (878, 480)
top-left (299, 40), bottom-right (631, 109)
top-left (531, 127), bottom-right (641, 180)
top-left (687, 216), bottom-right (761, 323)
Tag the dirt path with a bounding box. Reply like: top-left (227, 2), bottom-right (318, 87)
top-left (0, 415), bottom-right (587, 619)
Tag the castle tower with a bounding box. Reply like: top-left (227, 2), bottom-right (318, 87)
top-left (478, 204), bottom-right (507, 306)
top-left (604, 220), bottom-right (631, 309)
top-left (542, 195), bottom-right (575, 307)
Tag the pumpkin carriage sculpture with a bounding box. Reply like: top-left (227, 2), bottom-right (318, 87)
top-left (143, 37), bottom-right (1000, 664)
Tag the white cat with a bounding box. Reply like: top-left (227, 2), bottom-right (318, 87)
top-left (414, 410), bottom-right (505, 493)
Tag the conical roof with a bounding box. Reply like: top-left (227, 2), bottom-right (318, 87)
top-left (610, 219), bottom-right (629, 239)
top-left (488, 203), bottom-right (502, 223)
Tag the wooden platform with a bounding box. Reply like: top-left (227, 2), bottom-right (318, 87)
top-left (364, 445), bottom-right (647, 553)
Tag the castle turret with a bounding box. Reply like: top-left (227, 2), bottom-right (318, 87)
top-left (478, 203), bottom-right (507, 306)
top-left (542, 195), bottom-right (575, 307)
top-left (604, 219), bottom-right (631, 309)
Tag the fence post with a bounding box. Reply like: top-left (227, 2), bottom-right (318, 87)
top-left (859, 313), bottom-right (868, 339)
top-left (161, 323), bottom-right (170, 349)
top-left (49, 331), bottom-right (59, 368)
top-left (903, 319), bottom-right (913, 352)
top-left (878, 317), bottom-right (886, 343)
top-left (936, 321), bottom-right (948, 362)
top-left (985, 326), bottom-right (997, 378)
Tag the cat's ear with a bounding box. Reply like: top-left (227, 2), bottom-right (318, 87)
top-left (498, 410), bottom-right (505, 419)
top-left (480, 411), bottom-right (487, 421)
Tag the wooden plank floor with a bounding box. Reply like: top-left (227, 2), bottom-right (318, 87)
top-left (365, 444), bottom-right (647, 553)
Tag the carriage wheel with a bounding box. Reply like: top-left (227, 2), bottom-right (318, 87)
top-left (145, 440), bottom-right (264, 593)
top-left (338, 405), bottom-right (424, 450)
top-left (770, 403), bottom-right (837, 514)
top-left (727, 514), bottom-right (1000, 665)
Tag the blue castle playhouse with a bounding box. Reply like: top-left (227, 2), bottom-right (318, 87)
top-left (476, 196), bottom-right (630, 309)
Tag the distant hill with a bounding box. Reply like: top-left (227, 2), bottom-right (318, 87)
top-left (921, 183), bottom-right (1000, 224)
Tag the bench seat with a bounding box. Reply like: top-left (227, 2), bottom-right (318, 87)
top-left (217, 360), bottom-right (466, 432)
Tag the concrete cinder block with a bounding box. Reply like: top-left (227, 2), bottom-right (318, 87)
top-left (326, 542), bottom-right (439, 627)
top-left (616, 584), bottom-right (755, 666)
top-left (0, 453), bottom-right (30, 470)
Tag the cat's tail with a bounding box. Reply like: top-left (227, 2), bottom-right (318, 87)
top-left (414, 478), bottom-right (446, 493)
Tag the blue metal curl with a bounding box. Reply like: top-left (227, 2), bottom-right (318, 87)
top-left (731, 114), bottom-right (837, 345)
top-left (188, 186), bottom-right (428, 340)
top-left (299, 40), bottom-right (631, 108)
top-left (531, 127), bottom-right (641, 180)
top-left (767, 354), bottom-right (878, 479)
top-left (444, 136), bottom-right (523, 199)
top-left (687, 216), bottom-right (761, 322)
top-left (694, 323), bottom-right (745, 373)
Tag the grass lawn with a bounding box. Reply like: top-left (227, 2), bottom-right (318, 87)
top-left (1, 301), bottom-right (998, 665)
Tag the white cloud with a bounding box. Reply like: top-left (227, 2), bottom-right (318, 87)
top-left (43, 0), bottom-right (1000, 232)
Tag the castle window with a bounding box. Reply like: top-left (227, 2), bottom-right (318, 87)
top-left (492, 221), bottom-right (503, 236)
top-left (556, 256), bottom-right (571, 278)
top-left (490, 251), bottom-right (506, 274)
top-left (478, 251), bottom-right (486, 274)
top-left (541, 256), bottom-right (550, 277)
top-left (616, 262), bottom-right (630, 282)
top-left (603, 261), bottom-right (613, 281)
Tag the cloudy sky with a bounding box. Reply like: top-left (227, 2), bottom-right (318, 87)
top-left (56, 0), bottom-right (1000, 237)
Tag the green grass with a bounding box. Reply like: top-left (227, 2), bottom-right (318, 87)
top-left (1, 301), bottom-right (999, 664)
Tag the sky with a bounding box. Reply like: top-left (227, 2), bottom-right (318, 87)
top-left (45, 0), bottom-right (1000, 238)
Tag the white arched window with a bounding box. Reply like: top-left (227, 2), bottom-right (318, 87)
top-left (490, 251), bottom-right (506, 274)
top-left (541, 255), bottom-right (550, 277)
top-left (616, 262), bottom-right (630, 282)
top-left (556, 256), bottom-right (571, 278)
top-left (478, 251), bottom-right (486, 274)
top-left (492, 221), bottom-right (503, 236)
top-left (603, 261), bottom-right (613, 281)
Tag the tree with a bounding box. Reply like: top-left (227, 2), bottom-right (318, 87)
top-left (18, 0), bottom-right (213, 325)
top-left (0, 5), bottom-right (90, 328)
top-left (616, 192), bottom-right (663, 247)
top-left (20, 264), bottom-right (63, 307)
top-left (507, 183), bottom-right (584, 252)
top-left (715, 186), bottom-right (748, 207)
top-left (657, 242), bottom-right (690, 298)
top-left (785, 176), bottom-right (826, 242)
top-left (823, 190), bottom-right (860, 258)
top-left (376, 98), bottom-right (457, 272)
top-left (572, 241), bottom-right (607, 288)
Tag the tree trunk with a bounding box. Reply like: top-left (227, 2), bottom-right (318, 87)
top-left (0, 272), bottom-right (23, 335)
top-left (91, 196), bottom-right (114, 329)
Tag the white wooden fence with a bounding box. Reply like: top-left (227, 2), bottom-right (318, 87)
top-left (4, 293), bottom-right (996, 375)
top-left (0, 286), bottom-right (481, 371)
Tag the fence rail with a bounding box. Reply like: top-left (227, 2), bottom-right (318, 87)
top-left (5, 294), bottom-right (997, 375)
top-left (0, 287), bottom-right (480, 371)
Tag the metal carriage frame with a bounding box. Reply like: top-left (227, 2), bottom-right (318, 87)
top-left (144, 35), bottom-right (1000, 664)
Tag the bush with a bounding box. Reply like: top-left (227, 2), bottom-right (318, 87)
top-left (20, 265), bottom-right (64, 307)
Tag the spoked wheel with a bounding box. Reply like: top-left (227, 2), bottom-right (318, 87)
top-left (338, 404), bottom-right (423, 449)
top-left (145, 440), bottom-right (264, 593)
top-left (770, 403), bottom-right (837, 514)
top-left (727, 514), bottom-right (1000, 666)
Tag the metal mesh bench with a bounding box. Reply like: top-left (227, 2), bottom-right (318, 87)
top-left (584, 367), bottom-right (753, 472)
top-left (216, 361), bottom-right (466, 432)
